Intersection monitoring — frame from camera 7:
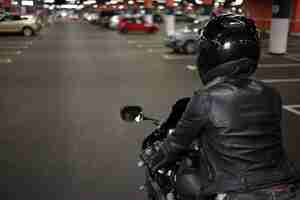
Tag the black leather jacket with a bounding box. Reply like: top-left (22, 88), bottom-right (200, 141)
top-left (147, 59), bottom-right (299, 194)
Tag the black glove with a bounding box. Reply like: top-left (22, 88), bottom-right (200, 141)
top-left (140, 141), bottom-right (168, 171)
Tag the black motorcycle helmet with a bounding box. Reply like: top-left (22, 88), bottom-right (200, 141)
top-left (196, 14), bottom-right (260, 84)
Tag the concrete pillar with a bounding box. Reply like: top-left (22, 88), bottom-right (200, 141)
top-left (144, 0), bottom-right (153, 25)
top-left (165, 0), bottom-right (175, 36)
top-left (269, 0), bottom-right (292, 54)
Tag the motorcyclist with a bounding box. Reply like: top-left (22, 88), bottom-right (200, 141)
top-left (141, 14), bottom-right (300, 200)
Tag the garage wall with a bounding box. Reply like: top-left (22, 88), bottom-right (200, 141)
top-left (244, 0), bottom-right (272, 30)
top-left (290, 0), bottom-right (300, 35)
top-left (245, 0), bottom-right (300, 35)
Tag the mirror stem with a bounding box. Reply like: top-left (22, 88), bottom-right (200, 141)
top-left (143, 116), bottom-right (160, 125)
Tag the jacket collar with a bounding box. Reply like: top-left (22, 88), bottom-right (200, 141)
top-left (204, 76), bottom-right (226, 89)
top-left (202, 58), bottom-right (257, 85)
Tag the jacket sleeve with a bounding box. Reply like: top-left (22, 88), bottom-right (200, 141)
top-left (159, 97), bottom-right (191, 134)
top-left (166, 93), bottom-right (210, 150)
top-left (141, 93), bottom-right (210, 171)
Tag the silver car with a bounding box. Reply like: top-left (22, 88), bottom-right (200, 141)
top-left (165, 19), bottom-right (209, 54)
top-left (0, 14), bottom-right (42, 36)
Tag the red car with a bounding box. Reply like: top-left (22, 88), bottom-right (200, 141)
top-left (118, 17), bottom-right (159, 34)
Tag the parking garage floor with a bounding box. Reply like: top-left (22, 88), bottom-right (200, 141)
top-left (0, 21), bottom-right (300, 200)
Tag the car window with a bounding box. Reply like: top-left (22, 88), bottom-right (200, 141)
top-left (12, 16), bottom-right (22, 20)
top-left (127, 19), bottom-right (134, 23)
top-left (136, 19), bottom-right (142, 24)
top-left (3, 16), bottom-right (12, 21)
top-left (190, 19), bottom-right (210, 30)
top-left (2, 15), bottom-right (18, 21)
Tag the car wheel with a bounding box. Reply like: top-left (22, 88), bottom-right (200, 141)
top-left (147, 28), bottom-right (155, 34)
top-left (173, 48), bottom-right (181, 53)
top-left (184, 41), bottom-right (196, 54)
top-left (23, 27), bottom-right (34, 37)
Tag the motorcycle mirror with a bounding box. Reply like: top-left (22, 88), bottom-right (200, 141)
top-left (120, 106), bottom-right (144, 123)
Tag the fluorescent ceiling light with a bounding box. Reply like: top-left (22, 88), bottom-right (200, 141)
top-left (158, 5), bottom-right (164, 10)
top-left (60, 4), bottom-right (78, 9)
top-left (76, 5), bottom-right (84, 9)
top-left (231, 0), bottom-right (244, 6)
top-left (83, 0), bottom-right (96, 5)
top-left (22, 0), bottom-right (34, 6)
top-left (44, 0), bottom-right (55, 3)
top-left (195, 0), bottom-right (203, 4)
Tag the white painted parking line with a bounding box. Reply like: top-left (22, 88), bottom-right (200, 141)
top-left (262, 79), bottom-right (300, 83)
top-left (185, 65), bottom-right (300, 83)
top-left (258, 63), bottom-right (300, 68)
top-left (134, 39), bottom-right (163, 43)
top-left (128, 40), bottom-right (163, 45)
top-left (137, 44), bottom-right (164, 48)
top-left (283, 105), bottom-right (300, 116)
top-left (0, 41), bottom-right (32, 45)
top-left (283, 55), bottom-right (300, 62)
top-left (147, 48), bottom-right (169, 53)
top-left (185, 63), bottom-right (300, 72)
top-left (163, 54), bottom-right (194, 60)
top-left (261, 54), bottom-right (273, 58)
top-left (0, 58), bottom-right (12, 64)
top-left (0, 46), bottom-right (28, 49)
top-left (0, 50), bottom-right (22, 56)
top-left (128, 40), bottom-right (137, 44)
top-left (261, 52), bottom-right (273, 58)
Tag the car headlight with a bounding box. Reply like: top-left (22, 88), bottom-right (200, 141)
top-left (170, 35), bottom-right (177, 41)
top-left (112, 18), bottom-right (119, 23)
top-left (183, 29), bottom-right (192, 33)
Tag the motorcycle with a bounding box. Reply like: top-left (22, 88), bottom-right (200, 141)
top-left (120, 98), bottom-right (210, 200)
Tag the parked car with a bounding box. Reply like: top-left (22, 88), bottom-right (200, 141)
top-left (68, 14), bottom-right (80, 21)
top-left (175, 10), bottom-right (194, 22)
top-left (109, 15), bottom-right (121, 29)
top-left (118, 17), bottom-right (159, 34)
top-left (99, 11), bottom-right (121, 28)
top-left (165, 19), bottom-right (209, 54)
top-left (83, 12), bottom-right (99, 24)
top-left (192, 15), bottom-right (210, 24)
top-left (0, 14), bottom-right (42, 36)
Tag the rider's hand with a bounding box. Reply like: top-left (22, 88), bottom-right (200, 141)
top-left (140, 141), bottom-right (165, 171)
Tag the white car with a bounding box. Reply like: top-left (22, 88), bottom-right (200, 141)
top-left (109, 15), bottom-right (121, 29)
top-left (0, 14), bottom-right (42, 36)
